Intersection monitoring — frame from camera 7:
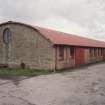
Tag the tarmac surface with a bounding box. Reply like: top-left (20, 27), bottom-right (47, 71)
top-left (0, 62), bottom-right (105, 105)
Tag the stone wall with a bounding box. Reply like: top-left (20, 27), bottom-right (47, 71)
top-left (0, 23), bottom-right (54, 70)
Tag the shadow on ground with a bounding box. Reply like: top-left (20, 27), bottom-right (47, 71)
top-left (0, 76), bottom-right (32, 86)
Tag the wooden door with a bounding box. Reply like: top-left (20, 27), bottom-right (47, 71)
top-left (75, 48), bottom-right (85, 66)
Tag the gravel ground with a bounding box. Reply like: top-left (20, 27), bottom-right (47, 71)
top-left (0, 62), bottom-right (105, 105)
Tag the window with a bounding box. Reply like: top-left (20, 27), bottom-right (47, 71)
top-left (59, 46), bottom-right (64, 60)
top-left (100, 49), bottom-right (103, 56)
top-left (98, 48), bottom-right (101, 56)
top-left (3, 28), bottom-right (12, 44)
top-left (96, 48), bottom-right (98, 56)
top-left (94, 48), bottom-right (97, 56)
top-left (70, 47), bottom-right (75, 58)
top-left (89, 48), bottom-right (93, 56)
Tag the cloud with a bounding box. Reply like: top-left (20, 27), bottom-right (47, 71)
top-left (35, 16), bottom-right (90, 37)
top-left (0, 0), bottom-right (105, 41)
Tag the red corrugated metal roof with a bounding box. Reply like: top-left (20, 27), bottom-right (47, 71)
top-left (36, 26), bottom-right (105, 48)
top-left (0, 21), bottom-right (105, 48)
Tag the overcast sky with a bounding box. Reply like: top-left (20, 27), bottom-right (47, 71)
top-left (0, 0), bottom-right (105, 41)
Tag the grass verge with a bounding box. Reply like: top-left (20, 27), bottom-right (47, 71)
top-left (0, 68), bottom-right (52, 77)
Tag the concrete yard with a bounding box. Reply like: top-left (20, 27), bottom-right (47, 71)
top-left (0, 62), bottom-right (105, 105)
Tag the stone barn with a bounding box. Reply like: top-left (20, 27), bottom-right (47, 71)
top-left (0, 21), bottom-right (105, 70)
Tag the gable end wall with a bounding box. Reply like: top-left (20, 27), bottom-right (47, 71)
top-left (0, 23), bottom-right (55, 70)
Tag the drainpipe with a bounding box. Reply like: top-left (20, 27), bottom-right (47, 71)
top-left (54, 45), bottom-right (57, 72)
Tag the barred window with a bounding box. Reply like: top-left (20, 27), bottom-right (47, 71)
top-left (70, 47), bottom-right (75, 58)
top-left (100, 49), bottom-right (103, 56)
top-left (59, 46), bottom-right (64, 60)
top-left (89, 48), bottom-right (93, 56)
top-left (98, 49), bottom-right (101, 56)
top-left (94, 48), bottom-right (97, 56)
top-left (3, 28), bottom-right (12, 44)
